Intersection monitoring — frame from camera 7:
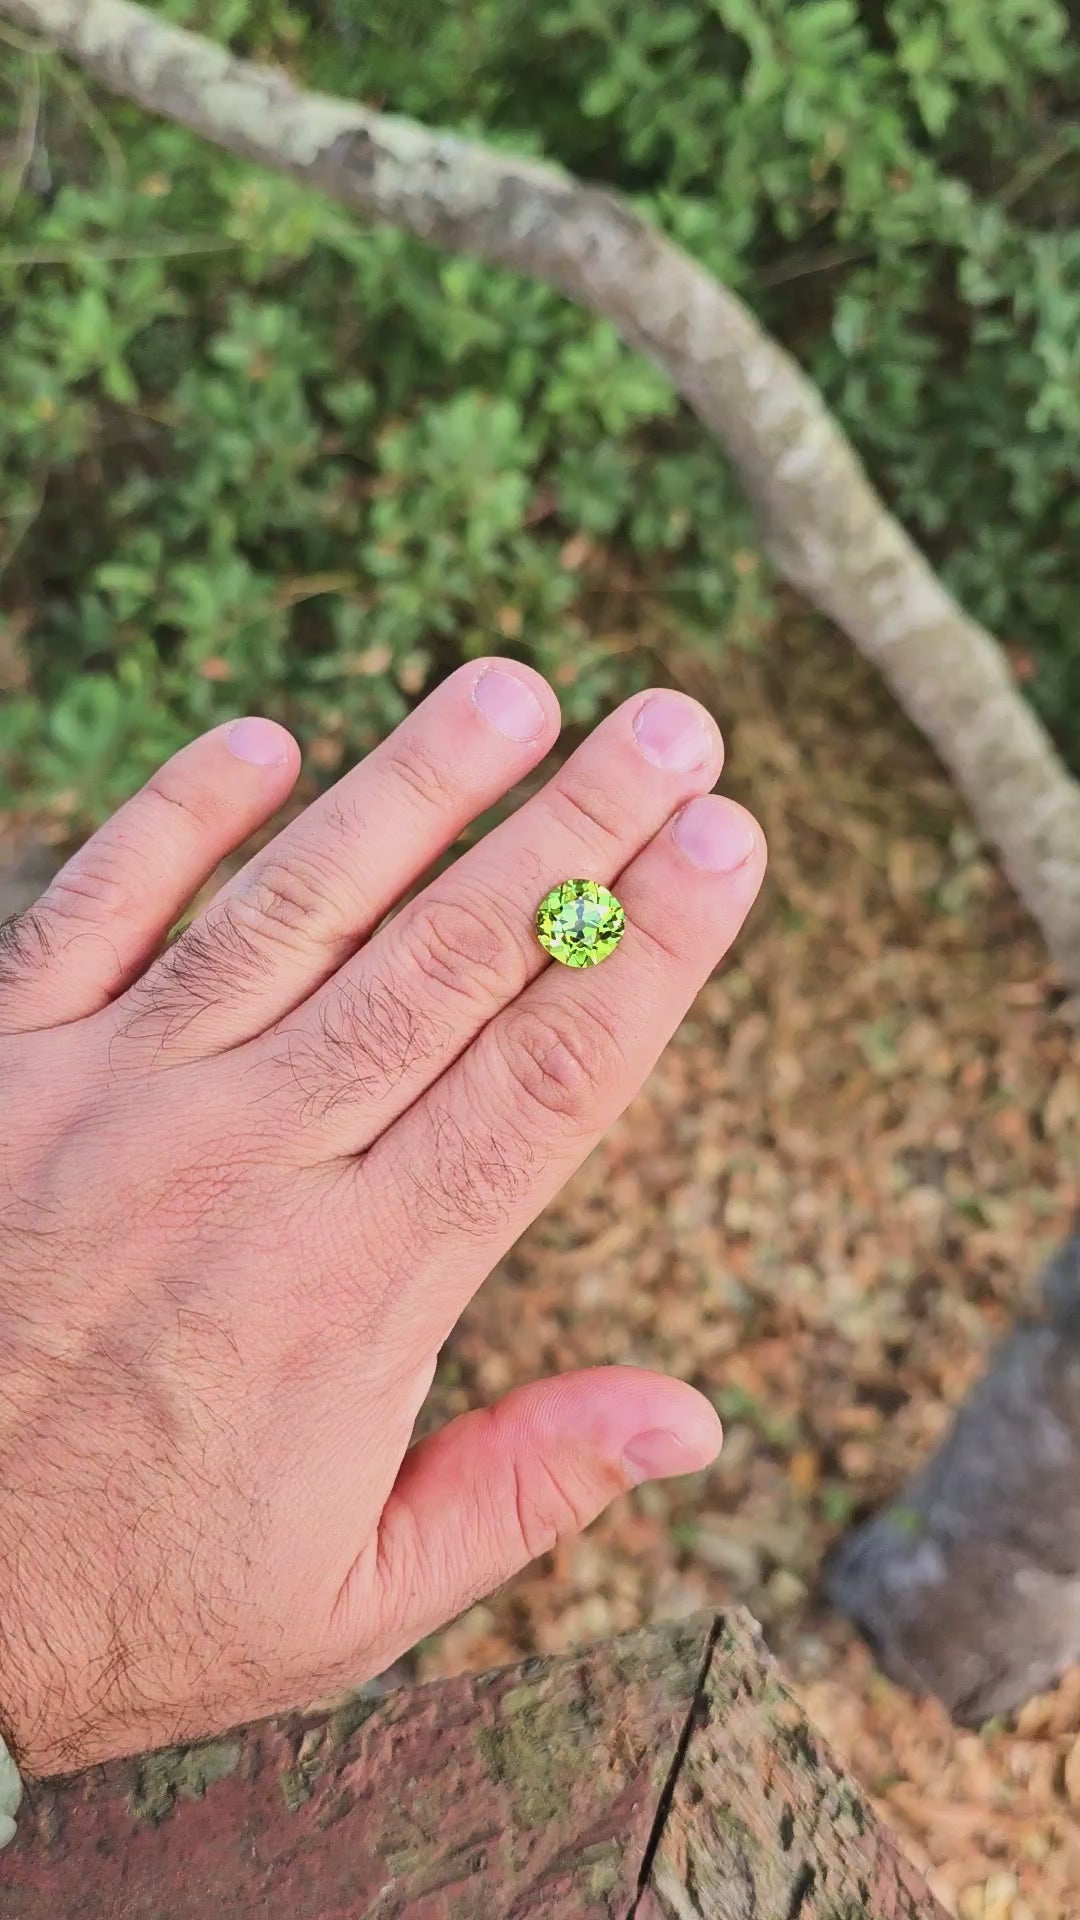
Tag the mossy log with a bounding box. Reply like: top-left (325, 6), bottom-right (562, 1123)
top-left (3, 1609), bottom-right (943, 1919)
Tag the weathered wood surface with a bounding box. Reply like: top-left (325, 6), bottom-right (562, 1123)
top-left (636, 1617), bottom-right (941, 1920)
top-left (2, 1609), bottom-right (944, 1919)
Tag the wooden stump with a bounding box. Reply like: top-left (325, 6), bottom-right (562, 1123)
top-left (2, 1609), bottom-right (944, 1919)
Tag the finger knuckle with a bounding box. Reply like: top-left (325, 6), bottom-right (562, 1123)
top-left (143, 768), bottom-right (228, 837)
top-left (37, 849), bottom-right (144, 940)
top-left (234, 854), bottom-right (336, 953)
top-left (628, 911), bottom-right (685, 969)
top-left (409, 1104), bottom-right (534, 1238)
top-left (509, 1452), bottom-right (593, 1563)
top-left (332, 976), bottom-right (429, 1087)
top-left (6, 831), bottom-right (195, 980)
top-left (547, 776), bottom-right (626, 852)
top-left (279, 977), bottom-right (436, 1121)
top-left (498, 1000), bottom-right (617, 1128)
top-left (402, 893), bottom-right (527, 1008)
top-left (118, 909), bottom-right (268, 1045)
top-left (382, 739), bottom-right (458, 815)
top-left (177, 909), bottom-right (270, 995)
top-left (321, 791), bottom-right (361, 848)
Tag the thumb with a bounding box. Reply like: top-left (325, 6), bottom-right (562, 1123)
top-left (366, 1366), bottom-right (722, 1653)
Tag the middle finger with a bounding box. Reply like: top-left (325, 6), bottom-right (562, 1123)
top-left (244, 688), bottom-right (723, 1155)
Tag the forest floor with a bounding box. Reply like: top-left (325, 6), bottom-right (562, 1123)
top-left (4, 615), bottom-right (1079, 1918)
top-left (416, 615), bottom-right (1080, 1920)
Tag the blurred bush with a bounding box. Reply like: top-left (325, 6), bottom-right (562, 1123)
top-left (1, 0), bottom-right (1077, 823)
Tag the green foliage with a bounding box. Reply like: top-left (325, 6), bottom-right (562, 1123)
top-left (1, 0), bottom-right (1078, 818)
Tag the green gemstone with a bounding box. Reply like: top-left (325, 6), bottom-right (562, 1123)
top-left (535, 879), bottom-right (626, 968)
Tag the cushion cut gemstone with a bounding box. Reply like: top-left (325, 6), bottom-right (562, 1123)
top-left (535, 879), bottom-right (625, 968)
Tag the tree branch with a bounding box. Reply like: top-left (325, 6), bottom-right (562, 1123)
top-left (9, 0), bottom-right (1080, 981)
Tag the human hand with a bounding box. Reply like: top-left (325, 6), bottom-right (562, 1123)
top-left (0, 663), bottom-right (764, 1775)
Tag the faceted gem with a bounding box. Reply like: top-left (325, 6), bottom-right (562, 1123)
top-left (535, 879), bottom-right (625, 968)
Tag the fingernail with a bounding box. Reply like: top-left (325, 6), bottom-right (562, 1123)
top-left (633, 692), bottom-right (713, 772)
top-left (673, 796), bottom-right (756, 874)
top-left (473, 668), bottom-right (547, 744)
top-left (623, 1428), bottom-right (714, 1485)
top-left (226, 717), bottom-right (291, 767)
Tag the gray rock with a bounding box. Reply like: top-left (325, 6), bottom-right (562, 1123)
top-left (0, 843), bottom-right (59, 924)
top-left (828, 1232), bottom-right (1080, 1723)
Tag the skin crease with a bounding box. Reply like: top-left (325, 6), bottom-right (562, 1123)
top-left (0, 660), bottom-right (765, 1778)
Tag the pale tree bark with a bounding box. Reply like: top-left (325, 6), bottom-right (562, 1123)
top-left (8, 0), bottom-right (1080, 981)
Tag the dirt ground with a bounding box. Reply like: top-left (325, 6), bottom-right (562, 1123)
top-left (4, 616), bottom-right (1079, 1917)
top-left (414, 618), bottom-right (1080, 1920)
